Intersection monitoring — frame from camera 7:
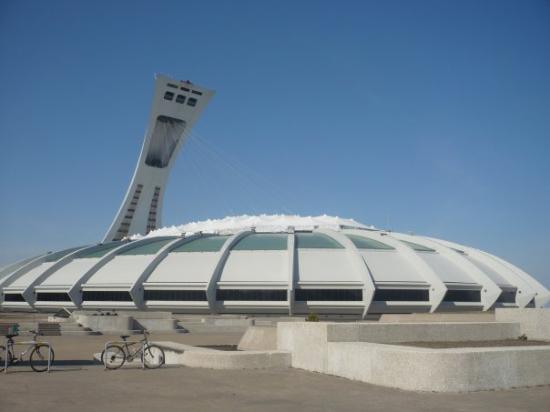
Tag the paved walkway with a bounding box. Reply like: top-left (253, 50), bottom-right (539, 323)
top-left (1, 363), bottom-right (549, 412)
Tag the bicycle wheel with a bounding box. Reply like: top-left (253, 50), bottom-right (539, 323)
top-left (29, 344), bottom-right (55, 372)
top-left (142, 344), bottom-right (165, 369)
top-left (101, 345), bottom-right (126, 369)
top-left (0, 345), bottom-right (6, 372)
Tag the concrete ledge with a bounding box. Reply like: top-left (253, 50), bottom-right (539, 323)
top-left (156, 341), bottom-right (290, 370)
top-left (277, 321), bottom-right (522, 372)
top-left (327, 342), bottom-right (550, 392)
top-left (352, 322), bottom-right (520, 343)
top-left (72, 311), bottom-right (180, 333)
top-left (237, 326), bottom-right (277, 351)
top-left (495, 308), bottom-right (550, 340)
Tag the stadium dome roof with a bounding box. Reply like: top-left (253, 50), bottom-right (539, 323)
top-left (1, 214), bottom-right (548, 316)
top-left (2, 75), bottom-right (548, 316)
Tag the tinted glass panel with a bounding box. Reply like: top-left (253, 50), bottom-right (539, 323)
top-left (497, 290), bottom-right (516, 303)
top-left (80, 242), bottom-right (125, 259)
top-left (145, 115), bottom-right (186, 168)
top-left (295, 289), bottom-right (362, 301)
top-left (400, 240), bottom-right (436, 252)
top-left (216, 289), bottom-right (287, 301)
top-left (295, 233), bottom-right (344, 249)
top-left (443, 289), bottom-right (481, 302)
top-left (44, 247), bottom-right (83, 262)
top-left (345, 234), bottom-right (394, 250)
top-left (171, 236), bottom-right (230, 253)
top-left (175, 94), bottom-right (186, 104)
top-left (36, 293), bottom-right (71, 302)
top-left (232, 234), bottom-right (287, 251)
top-left (373, 289), bottom-right (430, 301)
top-left (163, 91), bottom-right (174, 100)
top-left (3, 294), bottom-right (25, 302)
top-left (119, 238), bottom-right (175, 255)
top-left (82, 291), bottom-right (133, 301)
top-left (144, 290), bottom-right (207, 301)
top-left (187, 97), bottom-right (197, 106)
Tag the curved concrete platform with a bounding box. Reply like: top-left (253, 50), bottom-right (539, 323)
top-left (156, 341), bottom-right (290, 370)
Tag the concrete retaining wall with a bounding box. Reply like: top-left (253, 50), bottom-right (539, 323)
top-left (74, 313), bottom-right (133, 333)
top-left (72, 311), bottom-right (179, 333)
top-left (156, 341), bottom-right (290, 369)
top-left (238, 326), bottom-right (277, 351)
top-left (495, 308), bottom-right (550, 340)
top-left (277, 321), bottom-right (550, 392)
top-left (326, 342), bottom-right (550, 392)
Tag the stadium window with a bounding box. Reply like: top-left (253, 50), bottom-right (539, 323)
top-left (216, 289), bottom-right (287, 301)
top-left (36, 293), bottom-right (72, 302)
top-left (176, 94), bottom-right (186, 104)
top-left (164, 91), bottom-right (174, 100)
top-left (187, 97), bottom-right (197, 107)
top-left (496, 290), bottom-right (516, 303)
top-left (3, 293), bottom-right (25, 302)
top-left (443, 289), bottom-right (481, 302)
top-left (373, 289), bottom-right (429, 302)
top-left (144, 290), bottom-right (207, 301)
top-left (82, 291), bottom-right (133, 301)
top-left (294, 289), bottom-right (362, 301)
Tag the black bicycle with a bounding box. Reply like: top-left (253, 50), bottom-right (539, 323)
top-left (100, 331), bottom-right (164, 370)
top-left (0, 330), bottom-right (55, 372)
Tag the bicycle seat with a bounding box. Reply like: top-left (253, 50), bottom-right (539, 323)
top-left (120, 335), bottom-right (130, 340)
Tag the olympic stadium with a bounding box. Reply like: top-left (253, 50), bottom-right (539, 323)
top-left (1, 74), bottom-right (548, 316)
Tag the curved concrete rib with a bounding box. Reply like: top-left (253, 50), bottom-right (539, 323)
top-left (206, 230), bottom-right (251, 313)
top-left (480, 251), bottom-right (550, 308)
top-left (393, 233), bottom-right (502, 311)
top-left (424, 237), bottom-right (538, 308)
top-left (346, 230), bottom-right (447, 312)
top-left (316, 228), bottom-right (376, 319)
top-left (287, 231), bottom-right (296, 316)
top-left (129, 236), bottom-right (193, 308)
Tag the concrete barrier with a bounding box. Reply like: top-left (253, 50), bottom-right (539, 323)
top-left (74, 312), bottom-right (133, 333)
top-left (326, 342), bottom-right (550, 392)
top-left (277, 321), bottom-right (550, 391)
top-left (71, 311), bottom-right (180, 333)
top-left (155, 341), bottom-right (290, 369)
top-left (238, 326), bottom-right (277, 351)
top-left (495, 308), bottom-right (550, 340)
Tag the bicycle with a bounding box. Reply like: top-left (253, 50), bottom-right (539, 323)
top-left (0, 330), bottom-right (55, 372)
top-left (100, 331), bottom-right (165, 370)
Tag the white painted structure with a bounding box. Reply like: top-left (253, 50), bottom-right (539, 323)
top-left (103, 74), bottom-right (214, 241)
top-left (1, 217), bottom-right (548, 314)
top-left (1, 74), bottom-right (548, 315)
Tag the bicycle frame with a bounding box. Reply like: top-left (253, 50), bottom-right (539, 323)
top-left (103, 336), bottom-right (148, 369)
top-left (3, 335), bottom-right (53, 373)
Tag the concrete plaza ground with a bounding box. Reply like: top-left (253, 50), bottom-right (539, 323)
top-left (0, 331), bottom-right (548, 411)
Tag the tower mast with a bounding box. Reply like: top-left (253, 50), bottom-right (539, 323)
top-left (103, 74), bottom-right (214, 241)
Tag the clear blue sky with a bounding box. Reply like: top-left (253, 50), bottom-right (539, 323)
top-left (0, 0), bottom-right (549, 289)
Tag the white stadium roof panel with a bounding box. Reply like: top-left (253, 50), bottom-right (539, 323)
top-left (463, 254), bottom-right (513, 287)
top-left (146, 252), bottom-right (219, 284)
top-left (297, 250), bottom-right (361, 284)
top-left (419, 253), bottom-right (478, 285)
top-left (360, 250), bottom-right (428, 285)
top-left (219, 251), bottom-right (288, 284)
top-left (7, 262), bottom-right (56, 288)
top-left (84, 255), bottom-right (153, 285)
top-left (39, 258), bottom-right (103, 287)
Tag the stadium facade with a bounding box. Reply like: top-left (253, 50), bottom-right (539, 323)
top-left (1, 75), bottom-right (548, 316)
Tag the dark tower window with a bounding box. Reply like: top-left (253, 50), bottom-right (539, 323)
top-left (145, 116), bottom-right (186, 168)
